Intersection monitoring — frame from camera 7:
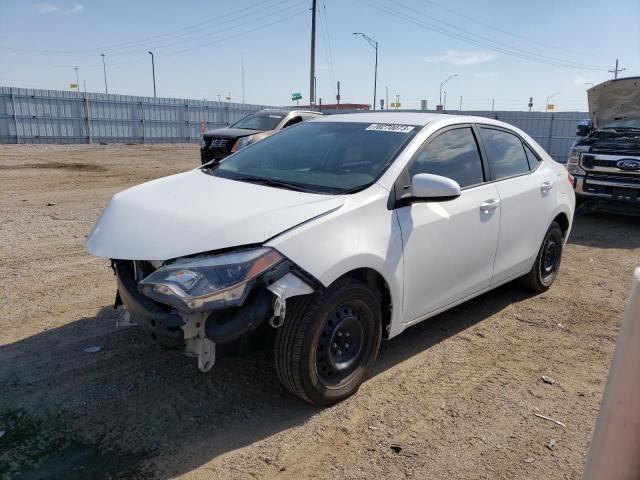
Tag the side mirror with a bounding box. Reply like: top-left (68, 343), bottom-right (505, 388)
top-left (576, 120), bottom-right (592, 137)
top-left (410, 173), bottom-right (461, 200)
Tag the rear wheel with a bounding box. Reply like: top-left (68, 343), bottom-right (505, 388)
top-left (519, 221), bottom-right (564, 292)
top-left (274, 278), bottom-right (382, 405)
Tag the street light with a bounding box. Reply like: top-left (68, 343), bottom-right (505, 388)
top-left (148, 51), bottom-right (156, 98)
top-left (546, 91), bottom-right (560, 112)
top-left (100, 54), bottom-right (108, 95)
top-left (353, 32), bottom-right (378, 111)
top-left (439, 74), bottom-right (457, 108)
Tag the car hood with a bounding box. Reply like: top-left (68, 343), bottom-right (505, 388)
top-left (588, 77), bottom-right (640, 128)
top-left (86, 169), bottom-right (345, 260)
top-left (202, 127), bottom-right (262, 138)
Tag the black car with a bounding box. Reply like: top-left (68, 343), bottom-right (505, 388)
top-left (200, 109), bottom-right (323, 164)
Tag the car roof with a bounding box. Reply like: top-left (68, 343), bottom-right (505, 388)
top-left (314, 112), bottom-right (458, 126)
top-left (312, 111), bottom-right (521, 130)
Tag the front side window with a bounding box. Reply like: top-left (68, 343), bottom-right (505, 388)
top-left (211, 121), bottom-right (418, 194)
top-left (480, 128), bottom-right (530, 179)
top-left (409, 127), bottom-right (485, 188)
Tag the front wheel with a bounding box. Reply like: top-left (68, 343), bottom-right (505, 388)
top-left (274, 278), bottom-right (382, 405)
top-left (519, 221), bottom-right (564, 292)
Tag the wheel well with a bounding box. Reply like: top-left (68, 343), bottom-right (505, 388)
top-left (340, 268), bottom-right (392, 339)
top-left (553, 212), bottom-right (570, 239)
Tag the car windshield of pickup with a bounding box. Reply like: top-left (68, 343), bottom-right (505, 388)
top-left (231, 112), bottom-right (285, 131)
top-left (601, 118), bottom-right (640, 130)
top-left (210, 121), bottom-right (419, 194)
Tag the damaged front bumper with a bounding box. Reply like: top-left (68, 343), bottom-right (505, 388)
top-left (113, 253), bottom-right (315, 372)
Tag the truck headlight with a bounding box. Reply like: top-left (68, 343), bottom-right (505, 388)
top-left (231, 135), bottom-right (255, 152)
top-left (567, 146), bottom-right (588, 175)
top-left (139, 248), bottom-right (283, 312)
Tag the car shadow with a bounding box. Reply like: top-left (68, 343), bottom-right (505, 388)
top-left (0, 283), bottom-right (535, 479)
top-left (568, 211), bottom-right (640, 249)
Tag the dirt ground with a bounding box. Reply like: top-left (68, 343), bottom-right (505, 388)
top-left (0, 144), bottom-right (638, 480)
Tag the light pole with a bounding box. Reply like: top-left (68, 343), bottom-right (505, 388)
top-left (353, 32), bottom-right (378, 110)
top-left (74, 67), bottom-right (79, 91)
top-left (546, 91), bottom-right (560, 112)
top-left (148, 51), bottom-right (156, 98)
top-left (439, 74), bottom-right (457, 108)
top-left (100, 54), bottom-right (108, 95)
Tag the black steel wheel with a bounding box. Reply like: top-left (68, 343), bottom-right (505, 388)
top-left (274, 277), bottom-right (382, 405)
top-left (519, 221), bottom-right (564, 292)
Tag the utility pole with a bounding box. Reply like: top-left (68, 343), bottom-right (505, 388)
top-left (353, 32), bottom-right (378, 110)
top-left (148, 51), bottom-right (156, 98)
top-left (385, 85), bottom-right (389, 110)
top-left (609, 58), bottom-right (626, 79)
top-left (528, 96), bottom-right (533, 112)
top-left (459, 95), bottom-right (462, 111)
top-left (74, 67), bottom-right (79, 91)
top-left (336, 80), bottom-right (340, 110)
top-left (101, 54), bottom-right (108, 95)
top-left (491, 98), bottom-right (495, 112)
top-left (310, 0), bottom-right (316, 107)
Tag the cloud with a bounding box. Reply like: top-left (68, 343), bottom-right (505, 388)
top-left (424, 50), bottom-right (497, 66)
top-left (34, 2), bottom-right (84, 15)
top-left (472, 71), bottom-right (498, 79)
top-left (34, 3), bottom-right (61, 14)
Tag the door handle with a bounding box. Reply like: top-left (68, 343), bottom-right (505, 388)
top-left (540, 181), bottom-right (553, 193)
top-left (479, 199), bottom-right (500, 213)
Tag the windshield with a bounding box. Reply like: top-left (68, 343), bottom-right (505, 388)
top-left (210, 121), bottom-right (419, 194)
top-left (231, 112), bottom-right (285, 131)
top-left (601, 118), bottom-right (640, 130)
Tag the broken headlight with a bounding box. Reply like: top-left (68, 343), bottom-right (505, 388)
top-left (138, 248), bottom-right (283, 312)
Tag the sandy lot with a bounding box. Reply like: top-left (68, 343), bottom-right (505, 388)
top-left (0, 144), bottom-right (638, 480)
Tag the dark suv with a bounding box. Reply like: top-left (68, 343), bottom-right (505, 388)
top-left (567, 77), bottom-right (640, 215)
top-left (200, 109), bottom-right (323, 164)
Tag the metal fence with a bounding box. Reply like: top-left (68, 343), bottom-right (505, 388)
top-left (0, 86), bottom-right (279, 145)
top-left (0, 86), bottom-right (587, 162)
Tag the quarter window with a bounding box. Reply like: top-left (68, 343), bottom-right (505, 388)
top-left (524, 143), bottom-right (541, 169)
top-left (409, 127), bottom-right (485, 188)
top-left (480, 128), bottom-right (530, 179)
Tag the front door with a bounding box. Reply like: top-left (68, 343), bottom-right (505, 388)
top-left (397, 126), bottom-right (501, 324)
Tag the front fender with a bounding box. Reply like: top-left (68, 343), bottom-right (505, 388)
top-left (266, 185), bottom-right (406, 338)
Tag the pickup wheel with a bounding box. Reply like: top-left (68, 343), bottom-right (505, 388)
top-left (519, 221), bottom-right (564, 292)
top-left (274, 278), bottom-right (382, 405)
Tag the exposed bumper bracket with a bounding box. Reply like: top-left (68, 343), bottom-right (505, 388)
top-left (182, 313), bottom-right (216, 372)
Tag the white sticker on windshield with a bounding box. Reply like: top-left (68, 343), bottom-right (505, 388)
top-left (366, 123), bottom-right (415, 133)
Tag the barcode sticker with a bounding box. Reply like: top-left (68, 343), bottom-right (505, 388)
top-left (365, 124), bottom-right (415, 133)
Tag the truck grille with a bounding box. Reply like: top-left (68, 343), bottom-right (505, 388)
top-left (581, 153), bottom-right (640, 176)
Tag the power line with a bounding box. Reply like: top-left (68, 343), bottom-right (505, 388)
top-left (317, 0), bottom-right (337, 96)
top-left (420, 0), bottom-right (613, 60)
top-left (358, 0), bottom-right (608, 71)
top-left (0, 0), bottom-right (295, 56)
top-left (387, 0), bottom-right (607, 70)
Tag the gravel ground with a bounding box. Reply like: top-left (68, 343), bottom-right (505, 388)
top-left (0, 144), bottom-right (638, 480)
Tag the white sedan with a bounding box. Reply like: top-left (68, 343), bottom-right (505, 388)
top-left (87, 112), bottom-right (575, 405)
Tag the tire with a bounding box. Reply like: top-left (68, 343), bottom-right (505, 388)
top-left (274, 277), bottom-right (383, 405)
top-left (518, 221), bottom-right (564, 292)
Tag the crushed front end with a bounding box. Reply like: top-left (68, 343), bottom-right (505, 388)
top-left (112, 248), bottom-right (315, 372)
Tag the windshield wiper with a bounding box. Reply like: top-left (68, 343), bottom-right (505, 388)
top-left (233, 176), bottom-right (317, 192)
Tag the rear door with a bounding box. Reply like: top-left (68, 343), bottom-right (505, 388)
top-left (477, 126), bottom-right (557, 284)
top-left (397, 125), bottom-right (501, 323)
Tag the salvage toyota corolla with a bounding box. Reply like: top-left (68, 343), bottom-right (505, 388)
top-left (87, 113), bottom-right (575, 405)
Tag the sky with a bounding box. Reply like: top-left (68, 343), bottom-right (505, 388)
top-left (1, 0), bottom-right (639, 111)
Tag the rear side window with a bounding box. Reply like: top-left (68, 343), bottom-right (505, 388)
top-left (409, 127), bottom-right (485, 188)
top-left (480, 128), bottom-right (530, 179)
top-left (524, 143), bottom-right (541, 169)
